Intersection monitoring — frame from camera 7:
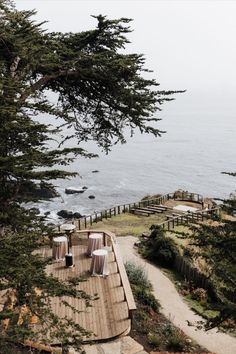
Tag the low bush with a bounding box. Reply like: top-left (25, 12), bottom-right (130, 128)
top-left (148, 333), bottom-right (161, 348)
top-left (167, 332), bottom-right (185, 351)
top-left (161, 322), bottom-right (175, 336)
top-left (132, 285), bottom-right (160, 312)
top-left (125, 261), bottom-right (161, 312)
top-left (191, 287), bottom-right (208, 302)
top-left (139, 225), bottom-right (179, 268)
top-left (125, 261), bottom-right (152, 290)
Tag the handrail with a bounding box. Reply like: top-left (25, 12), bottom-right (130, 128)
top-left (75, 229), bottom-right (136, 316)
top-left (74, 191), bottom-right (205, 230)
top-left (159, 207), bottom-right (220, 231)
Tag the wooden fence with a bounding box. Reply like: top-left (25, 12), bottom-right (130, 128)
top-left (174, 254), bottom-right (215, 296)
top-left (74, 192), bottom-right (205, 230)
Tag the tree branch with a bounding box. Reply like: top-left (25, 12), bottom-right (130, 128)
top-left (19, 69), bottom-right (78, 102)
top-left (10, 56), bottom-right (20, 78)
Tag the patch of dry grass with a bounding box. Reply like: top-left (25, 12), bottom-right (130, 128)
top-left (87, 212), bottom-right (166, 236)
top-left (166, 225), bottom-right (191, 248)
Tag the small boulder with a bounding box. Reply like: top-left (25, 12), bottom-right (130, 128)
top-left (57, 210), bottom-right (74, 219)
top-left (65, 187), bottom-right (85, 194)
top-left (73, 212), bottom-right (83, 219)
top-left (82, 186), bottom-right (88, 190)
top-left (44, 211), bottom-right (51, 216)
top-left (88, 195), bottom-right (95, 199)
top-left (92, 170), bottom-right (99, 173)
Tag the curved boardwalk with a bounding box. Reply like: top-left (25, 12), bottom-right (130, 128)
top-left (118, 236), bottom-right (236, 354)
top-left (39, 238), bottom-right (131, 344)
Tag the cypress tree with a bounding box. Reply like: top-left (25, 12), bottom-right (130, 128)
top-left (0, 1), bottom-right (181, 350)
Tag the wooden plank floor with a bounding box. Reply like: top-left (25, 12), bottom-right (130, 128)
top-left (40, 243), bottom-right (130, 343)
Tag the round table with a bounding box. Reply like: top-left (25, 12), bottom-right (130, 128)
top-left (60, 224), bottom-right (76, 251)
top-left (87, 233), bottom-right (102, 256)
top-left (60, 223), bottom-right (76, 232)
top-left (52, 236), bottom-right (68, 261)
top-left (90, 249), bottom-right (109, 277)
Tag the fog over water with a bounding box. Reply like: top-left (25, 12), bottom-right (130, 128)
top-left (14, 1), bottom-right (236, 216)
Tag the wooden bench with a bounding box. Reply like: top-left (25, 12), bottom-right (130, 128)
top-left (130, 208), bottom-right (153, 216)
top-left (149, 204), bottom-right (168, 211)
top-left (142, 206), bottom-right (164, 213)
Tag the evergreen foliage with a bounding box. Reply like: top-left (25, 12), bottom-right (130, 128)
top-left (185, 177), bottom-right (236, 329)
top-left (0, 1), bottom-right (181, 228)
top-left (0, 0), bottom-right (181, 350)
top-left (188, 214), bottom-right (236, 328)
top-left (139, 225), bottom-right (179, 267)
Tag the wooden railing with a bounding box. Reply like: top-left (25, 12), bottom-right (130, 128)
top-left (74, 192), bottom-right (205, 230)
top-left (160, 207), bottom-right (220, 231)
top-left (75, 229), bottom-right (136, 319)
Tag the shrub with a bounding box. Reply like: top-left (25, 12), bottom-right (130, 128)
top-left (125, 261), bottom-right (160, 312)
top-left (148, 333), bottom-right (161, 348)
top-left (133, 310), bottom-right (150, 334)
top-left (125, 261), bottom-right (152, 290)
top-left (132, 285), bottom-right (160, 312)
top-left (162, 322), bottom-right (175, 336)
top-left (167, 332), bottom-right (185, 351)
top-left (134, 309), bottom-right (149, 322)
top-left (139, 225), bottom-right (179, 267)
top-left (191, 288), bottom-right (208, 302)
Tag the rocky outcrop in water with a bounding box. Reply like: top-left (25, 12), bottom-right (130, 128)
top-left (57, 210), bottom-right (83, 219)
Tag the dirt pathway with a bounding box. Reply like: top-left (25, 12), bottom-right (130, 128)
top-left (118, 236), bottom-right (236, 354)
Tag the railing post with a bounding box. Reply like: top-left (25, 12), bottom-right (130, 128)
top-left (103, 232), bottom-right (106, 246)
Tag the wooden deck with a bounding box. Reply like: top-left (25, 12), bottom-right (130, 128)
top-left (40, 236), bottom-right (132, 343)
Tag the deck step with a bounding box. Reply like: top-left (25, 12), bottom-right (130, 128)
top-left (130, 208), bottom-right (153, 216)
top-left (141, 206), bottom-right (163, 213)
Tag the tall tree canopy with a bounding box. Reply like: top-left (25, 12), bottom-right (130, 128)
top-left (0, 0), bottom-right (181, 351)
top-left (0, 1), bottom-right (180, 228)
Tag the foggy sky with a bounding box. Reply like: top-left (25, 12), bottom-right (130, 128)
top-left (14, 1), bottom-right (236, 113)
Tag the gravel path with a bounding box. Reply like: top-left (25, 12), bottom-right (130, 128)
top-left (118, 236), bottom-right (236, 354)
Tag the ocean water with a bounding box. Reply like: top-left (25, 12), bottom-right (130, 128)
top-left (37, 95), bottom-right (236, 220)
